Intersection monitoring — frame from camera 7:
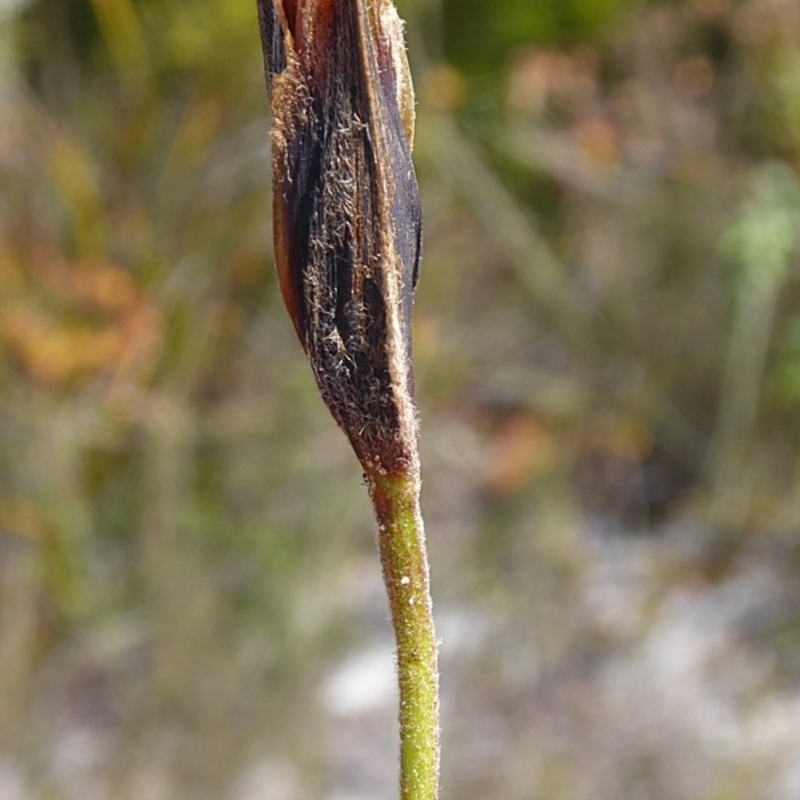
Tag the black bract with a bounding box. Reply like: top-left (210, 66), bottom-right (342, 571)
top-left (257, 0), bottom-right (422, 475)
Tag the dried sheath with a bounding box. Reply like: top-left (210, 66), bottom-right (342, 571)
top-left (256, 0), bottom-right (422, 475)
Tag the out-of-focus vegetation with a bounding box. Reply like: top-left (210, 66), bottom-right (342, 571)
top-left (1, 0), bottom-right (800, 798)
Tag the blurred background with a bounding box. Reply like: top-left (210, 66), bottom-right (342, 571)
top-left (2, 0), bottom-right (800, 797)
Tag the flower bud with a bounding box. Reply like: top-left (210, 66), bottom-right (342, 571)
top-left (257, 0), bottom-right (422, 476)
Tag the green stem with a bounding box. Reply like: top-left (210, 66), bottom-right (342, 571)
top-left (368, 466), bottom-right (439, 800)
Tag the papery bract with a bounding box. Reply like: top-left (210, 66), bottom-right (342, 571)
top-left (257, 0), bottom-right (421, 476)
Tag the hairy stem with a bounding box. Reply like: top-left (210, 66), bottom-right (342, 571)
top-left (368, 466), bottom-right (439, 800)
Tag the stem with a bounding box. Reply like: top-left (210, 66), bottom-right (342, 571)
top-left (368, 466), bottom-right (439, 800)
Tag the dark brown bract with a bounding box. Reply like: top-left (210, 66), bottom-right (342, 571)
top-left (257, 0), bottom-right (421, 476)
